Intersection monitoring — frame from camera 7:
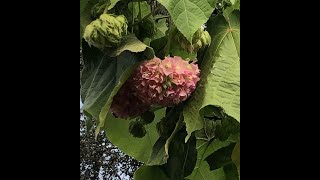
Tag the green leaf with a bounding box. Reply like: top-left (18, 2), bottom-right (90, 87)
top-left (223, 0), bottom-right (240, 17)
top-left (134, 165), bottom-right (169, 180)
top-left (194, 164), bottom-right (238, 180)
top-left (231, 142), bottom-right (240, 177)
top-left (148, 112), bottom-right (184, 166)
top-left (147, 137), bottom-right (168, 165)
top-left (169, 42), bottom-right (197, 60)
top-left (161, 132), bottom-right (197, 179)
top-left (81, 50), bottom-right (137, 120)
top-left (104, 108), bottom-right (166, 163)
top-left (223, 163), bottom-right (239, 180)
top-left (186, 132), bottom-right (234, 180)
top-left (81, 43), bottom-right (146, 138)
top-left (84, 113), bottom-right (94, 134)
top-left (215, 115), bottom-right (240, 141)
top-left (153, 18), bottom-right (168, 40)
top-left (111, 34), bottom-right (154, 58)
top-left (205, 143), bottom-right (235, 170)
top-left (128, 1), bottom-right (151, 19)
top-left (157, 0), bottom-right (217, 43)
top-left (183, 10), bottom-right (240, 141)
top-left (80, 43), bottom-right (105, 108)
top-left (150, 36), bottom-right (167, 59)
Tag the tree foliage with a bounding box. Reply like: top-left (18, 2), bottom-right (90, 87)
top-left (80, 111), bottom-right (142, 179)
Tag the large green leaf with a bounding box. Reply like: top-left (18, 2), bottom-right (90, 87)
top-left (80, 44), bottom-right (142, 137)
top-left (183, 10), bottom-right (240, 141)
top-left (157, 0), bottom-right (217, 43)
top-left (110, 34), bottom-right (154, 57)
top-left (186, 130), bottom-right (235, 180)
top-left (103, 108), bottom-right (166, 163)
top-left (81, 50), bottom-right (137, 119)
top-left (134, 165), bottom-right (169, 180)
top-left (80, 36), bottom-right (154, 136)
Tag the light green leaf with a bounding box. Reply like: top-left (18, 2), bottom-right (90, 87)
top-left (104, 108), bottom-right (166, 163)
top-left (134, 165), bottom-right (169, 180)
top-left (190, 165), bottom-right (238, 180)
top-left (153, 18), bottom-right (168, 40)
top-left (183, 10), bottom-right (240, 141)
top-left (157, 0), bottom-right (217, 43)
top-left (223, 0), bottom-right (240, 17)
top-left (111, 34), bottom-right (154, 57)
top-left (231, 0), bottom-right (240, 9)
top-left (128, 1), bottom-right (151, 19)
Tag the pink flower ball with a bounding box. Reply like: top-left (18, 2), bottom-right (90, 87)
top-left (130, 56), bottom-right (200, 106)
top-left (110, 83), bottom-right (150, 119)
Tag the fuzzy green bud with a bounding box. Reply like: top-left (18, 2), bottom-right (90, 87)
top-left (83, 13), bottom-right (128, 49)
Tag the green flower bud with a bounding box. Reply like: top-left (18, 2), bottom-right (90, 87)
top-left (83, 13), bottom-right (128, 49)
top-left (83, 20), bottom-right (107, 49)
top-left (200, 30), bottom-right (211, 46)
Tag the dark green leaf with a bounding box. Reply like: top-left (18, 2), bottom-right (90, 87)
top-left (147, 137), bottom-right (168, 165)
top-left (215, 116), bottom-right (240, 141)
top-left (231, 142), bottom-right (240, 177)
top-left (205, 143), bottom-right (235, 170)
top-left (134, 165), bottom-right (169, 180)
top-left (161, 132), bottom-right (197, 179)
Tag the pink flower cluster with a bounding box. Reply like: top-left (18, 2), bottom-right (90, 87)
top-left (110, 56), bottom-right (200, 118)
top-left (110, 83), bottom-right (150, 119)
top-left (131, 56), bottom-right (200, 106)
